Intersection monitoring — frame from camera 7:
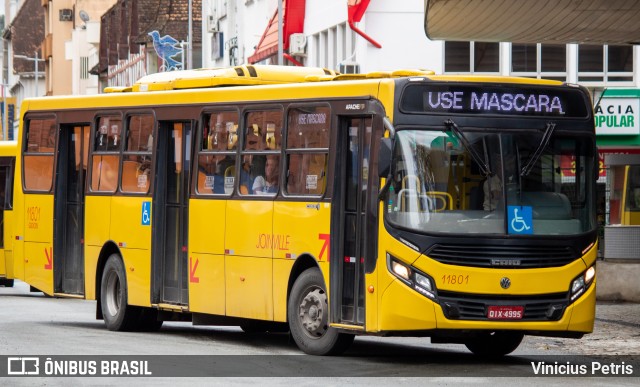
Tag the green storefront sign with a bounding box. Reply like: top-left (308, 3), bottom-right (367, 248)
top-left (596, 89), bottom-right (640, 147)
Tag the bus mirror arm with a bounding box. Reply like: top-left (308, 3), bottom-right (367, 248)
top-left (378, 117), bottom-right (396, 201)
top-left (378, 137), bottom-right (393, 201)
top-left (378, 137), bottom-right (392, 178)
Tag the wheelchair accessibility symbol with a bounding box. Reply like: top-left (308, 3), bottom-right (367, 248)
top-left (508, 206), bottom-right (532, 235)
top-left (141, 201), bottom-right (151, 226)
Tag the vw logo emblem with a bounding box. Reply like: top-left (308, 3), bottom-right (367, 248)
top-left (500, 277), bottom-right (511, 289)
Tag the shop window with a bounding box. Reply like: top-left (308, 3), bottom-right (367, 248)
top-left (578, 44), bottom-right (633, 84)
top-left (445, 41), bottom-right (499, 73)
top-left (512, 43), bottom-right (566, 81)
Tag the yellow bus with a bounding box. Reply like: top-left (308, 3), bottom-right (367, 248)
top-left (0, 140), bottom-right (17, 288)
top-left (607, 156), bottom-right (640, 226)
top-left (11, 65), bottom-right (598, 356)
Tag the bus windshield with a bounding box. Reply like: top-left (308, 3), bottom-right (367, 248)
top-left (384, 127), bottom-right (596, 236)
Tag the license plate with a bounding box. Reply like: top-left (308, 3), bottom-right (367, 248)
top-left (487, 305), bottom-right (524, 320)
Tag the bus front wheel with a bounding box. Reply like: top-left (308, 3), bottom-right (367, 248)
top-left (288, 268), bottom-right (354, 355)
top-left (464, 331), bottom-right (524, 357)
top-left (100, 254), bottom-right (141, 331)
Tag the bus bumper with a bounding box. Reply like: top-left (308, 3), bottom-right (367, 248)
top-left (378, 277), bottom-right (595, 335)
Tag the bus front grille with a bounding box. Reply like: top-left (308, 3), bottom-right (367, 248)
top-left (426, 244), bottom-right (576, 268)
top-left (438, 291), bottom-right (569, 321)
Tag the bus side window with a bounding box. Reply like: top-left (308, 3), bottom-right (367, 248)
top-left (91, 115), bottom-right (121, 193)
top-left (23, 118), bottom-right (56, 192)
top-left (284, 105), bottom-right (330, 196)
top-left (91, 155), bottom-right (118, 192)
top-left (197, 111), bottom-right (239, 195)
top-left (121, 114), bottom-right (153, 194)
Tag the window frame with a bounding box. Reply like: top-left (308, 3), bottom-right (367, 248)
top-left (194, 108), bottom-right (241, 196)
top-left (120, 112), bottom-right (156, 195)
top-left (239, 106), bottom-right (285, 197)
top-left (283, 103), bottom-right (332, 198)
top-left (511, 43), bottom-right (568, 81)
top-left (444, 41), bottom-right (500, 74)
top-left (22, 115), bottom-right (57, 193)
top-left (89, 113), bottom-right (123, 194)
top-left (578, 44), bottom-right (635, 86)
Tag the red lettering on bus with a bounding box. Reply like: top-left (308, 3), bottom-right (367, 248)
top-left (256, 233), bottom-right (290, 251)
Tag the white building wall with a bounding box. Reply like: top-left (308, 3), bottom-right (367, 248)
top-left (363, 0), bottom-right (441, 73)
top-left (203, 0), bottom-right (275, 67)
top-left (303, 0), bottom-right (441, 72)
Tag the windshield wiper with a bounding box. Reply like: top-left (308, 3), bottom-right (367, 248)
top-left (520, 122), bottom-right (556, 177)
top-left (445, 119), bottom-right (491, 176)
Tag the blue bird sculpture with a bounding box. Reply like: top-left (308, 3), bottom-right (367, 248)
top-left (148, 31), bottom-right (183, 71)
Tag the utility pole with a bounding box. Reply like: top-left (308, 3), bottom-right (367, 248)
top-left (277, 0), bottom-right (283, 65)
top-left (188, 0), bottom-right (193, 69)
top-left (14, 51), bottom-right (45, 97)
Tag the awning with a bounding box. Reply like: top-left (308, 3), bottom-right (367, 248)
top-left (248, 0), bottom-right (306, 64)
top-left (425, 0), bottom-right (640, 45)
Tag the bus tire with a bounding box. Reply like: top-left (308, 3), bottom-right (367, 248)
top-left (288, 268), bottom-right (354, 355)
top-left (100, 254), bottom-right (140, 331)
top-left (464, 331), bottom-right (524, 357)
top-left (0, 278), bottom-right (14, 287)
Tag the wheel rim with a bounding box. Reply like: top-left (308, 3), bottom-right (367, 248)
top-left (297, 286), bottom-right (328, 339)
top-left (105, 270), bottom-right (121, 317)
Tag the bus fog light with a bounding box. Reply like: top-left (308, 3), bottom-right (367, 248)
top-left (414, 272), bottom-right (437, 300)
top-left (571, 276), bottom-right (585, 295)
top-left (415, 273), bottom-right (433, 292)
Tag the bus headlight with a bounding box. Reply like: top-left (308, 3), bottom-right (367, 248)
top-left (391, 260), bottom-right (411, 281)
top-left (387, 254), bottom-right (437, 301)
top-left (570, 265), bottom-right (596, 302)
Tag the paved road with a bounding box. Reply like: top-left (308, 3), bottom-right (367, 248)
top-left (1, 280), bottom-right (638, 385)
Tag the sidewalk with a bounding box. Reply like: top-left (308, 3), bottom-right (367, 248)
top-left (596, 260), bottom-right (640, 302)
top-left (530, 301), bottom-right (640, 355)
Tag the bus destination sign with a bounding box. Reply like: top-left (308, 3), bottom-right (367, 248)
top-left (401, 84), bottom-right (589, 118)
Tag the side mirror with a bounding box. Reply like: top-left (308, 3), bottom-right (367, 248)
top-left (378, 138), bottom-right (392, 178)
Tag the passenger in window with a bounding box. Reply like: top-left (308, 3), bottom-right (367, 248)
top-left (239, 157), bottom-right (254, 194)
top-left (107, 124), bottom-right (121, 150)
top-left (252, 155), bottom-right (279, 195)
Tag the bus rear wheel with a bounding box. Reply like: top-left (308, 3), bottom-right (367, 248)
top-left (101, 254), bottom-right (141, 331)
top-left (288, 268), bottom-right (354, 355)
top-left (464, 331), bottom-right (524, 357)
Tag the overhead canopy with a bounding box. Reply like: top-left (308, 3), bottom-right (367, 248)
top-left (425, 0), bottom-right (640, 45)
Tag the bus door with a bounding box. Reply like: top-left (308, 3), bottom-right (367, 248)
top-left (53, 125), bottom-right (90, 295)
top-left (0, 156), bottom-right (15, 286)
top-left (331, 116), bottom-right (374, 326)
top-left (152, 121), bottom-right (192, 305)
